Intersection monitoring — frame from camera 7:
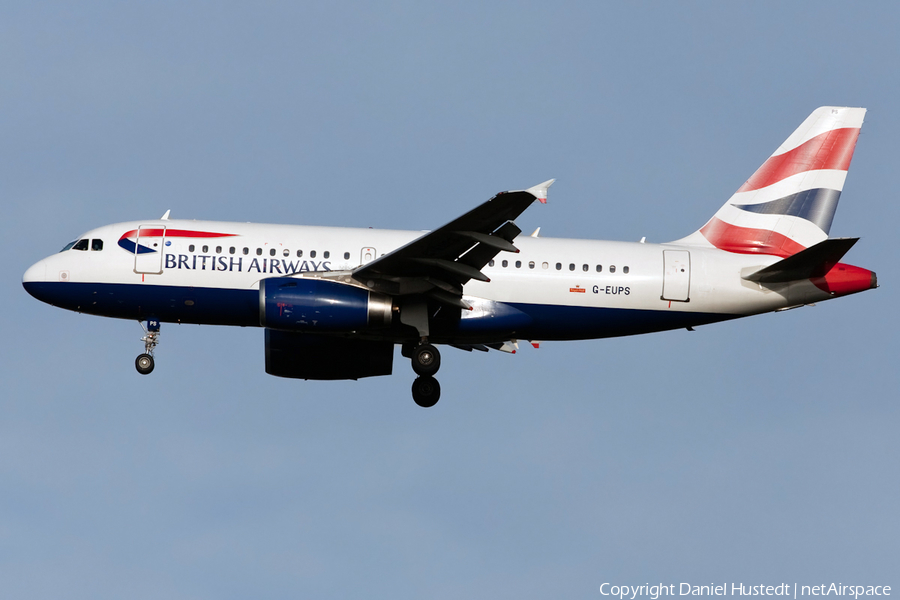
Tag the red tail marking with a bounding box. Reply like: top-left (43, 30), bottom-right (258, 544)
top-left (700, 217), bottom-right (807, 257)
top-left (738, 127), bottom-right (860, 193)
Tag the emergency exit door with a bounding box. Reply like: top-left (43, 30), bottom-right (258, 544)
top-left (360, 247), bottom-right (376, 265)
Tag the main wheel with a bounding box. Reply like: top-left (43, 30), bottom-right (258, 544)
top-left (412, 376), bottom-right (441, 408)
top-left (411, 343), bottom-right (440, 376)
top-left (135, 353), bottom-right (155, 375)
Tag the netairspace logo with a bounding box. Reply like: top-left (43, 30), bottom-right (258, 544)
top-left (599, 584), bottom-right (891, 600)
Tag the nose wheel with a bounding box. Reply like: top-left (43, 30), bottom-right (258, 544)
top-left (136, 318), bottom-right (160, 375)
top-left (409, 342), bottom-right (441, 406)
top-left (135, 353), bottom-right (154, 375)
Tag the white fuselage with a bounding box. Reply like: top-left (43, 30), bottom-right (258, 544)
top-left (23, 218), bottom-right (838, 343)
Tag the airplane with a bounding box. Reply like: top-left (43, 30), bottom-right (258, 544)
top-left (23, 106), bottom-right (877, 407)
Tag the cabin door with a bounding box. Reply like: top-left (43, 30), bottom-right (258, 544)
top-left (662, 250), bottom-right (691, 302)
top-left (134, 226), bottom-right (167, 274)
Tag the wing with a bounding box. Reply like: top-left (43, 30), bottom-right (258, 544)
top-left (351, 180), bottom-right (554, 308)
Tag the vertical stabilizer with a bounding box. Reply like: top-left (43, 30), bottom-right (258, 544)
top-left (673, 107), bottom-right (866, 257)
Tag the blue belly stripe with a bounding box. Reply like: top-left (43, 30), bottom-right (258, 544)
top-left (25, 281), bottom-right (739, 341)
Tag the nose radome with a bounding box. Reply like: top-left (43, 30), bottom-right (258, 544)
top-left (23, 259), bottom-right (47, 284)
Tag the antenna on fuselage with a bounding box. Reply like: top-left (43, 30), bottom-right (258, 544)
top-left (161, 210), bottom-right (171, 220)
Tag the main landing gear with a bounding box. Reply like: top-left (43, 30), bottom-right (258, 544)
top-left (135, 318), bottom-right (160, 375)
top-left (404, 341), bottom-right (442, 408)
top-left (411, 375), bottom-right (440, 408)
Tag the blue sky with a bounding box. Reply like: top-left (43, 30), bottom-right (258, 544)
top-left (2, 2), bottom-right (898, 598)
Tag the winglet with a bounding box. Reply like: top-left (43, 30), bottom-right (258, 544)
top-left (526, 179), bottom-right (555, 204)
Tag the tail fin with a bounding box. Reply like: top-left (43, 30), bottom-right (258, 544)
top-left (674, 106), bottom-right (866, 257)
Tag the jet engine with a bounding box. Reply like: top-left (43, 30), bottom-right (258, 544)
top-left (259, 277), bottom-right (393, 332)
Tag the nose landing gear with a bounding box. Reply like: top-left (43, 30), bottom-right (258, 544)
top-left (405, 341), bottom-right (442, 407)
top-left (135, 318), bottom-right (160, 375)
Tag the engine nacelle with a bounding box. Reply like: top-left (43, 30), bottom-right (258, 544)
top-left (265, 329), bottom-right (393, 380)
top-left (259, 277), bottom-right (393, 332)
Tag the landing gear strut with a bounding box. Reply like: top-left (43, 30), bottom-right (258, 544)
top-left (409, 341), bottom-right (441, 406)
top-left (136, 318), bottom-right (160, 375)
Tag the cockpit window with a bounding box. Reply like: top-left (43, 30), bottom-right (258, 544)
top-left (91, 239), bottom-right (103, 251)
top-left (60, 240), bottom-right (77, 252)
top-left (72, 239), bottom-right (89, 251)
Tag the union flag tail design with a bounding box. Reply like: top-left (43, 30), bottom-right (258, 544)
top-left (675, 106), bottom-right (866, 257)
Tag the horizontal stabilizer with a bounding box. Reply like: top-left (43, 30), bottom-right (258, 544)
top-left (743, 237), bottom-right (858, 283)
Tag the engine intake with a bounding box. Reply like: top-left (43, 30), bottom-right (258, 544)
top-left (260, 277), bottom-right (392, 331)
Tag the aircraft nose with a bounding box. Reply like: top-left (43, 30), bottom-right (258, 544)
top-left (23, 258), bottom-right (49, 301)
top-left (23, 259), bottom-right (47, 284)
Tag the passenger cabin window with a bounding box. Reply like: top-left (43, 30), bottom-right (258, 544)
top-left (324, 251), bottom-right (330, 259)
top-left (556, 263), bottom-right (562, 270)
top-left (243, 247), bottom-right (249, 255)
top-left (582, 264), bottom-right (588, 272)
top-left (189, 244), bottom-right (195, 252)
top-left (344, 252), bottom-right (350, 260)
top-left (610, 265), bottom-right (616, 273)
top-left (73, 239), bottom-right (89, 251)
top-left (229, 247), bottom-right (235, 254)
top-left (569, 263), bottom-right (575, 271)
top-left (91, 239), bottom-right (103, 251)
top-left (502, 260), bottom-right (508, 268)
top-left (297, 250), bottom-right (303, 257)
top-left (515, 260), bottom-right (521, 268)
top-left (310, 250), bottom-right (317, 258)
top-left (216, 246), bottom-right (222, 254)
top-left (269, 248), bottom-right (276, 256)
top-left (283, 249), bottom-right (289, 257)
top-left (596, 265), bottom-right (602, 272)
top-left (623, 266), bottom-right (630, 274)
top-left (542, 262), bottom-right (549, 269)
top-left (529, 261), bottom-right (535, 269)
top-left (489, 259), bottom-right (495, 267)
top-left (256, 248), bottom-right (262, 256)
top-left (202, 245), bottom-right (208, 253)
